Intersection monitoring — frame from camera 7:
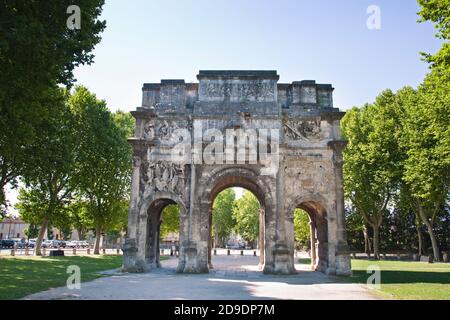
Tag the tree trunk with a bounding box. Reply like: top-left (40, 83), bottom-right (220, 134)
top-left (418, 204), bottom-right (441, 261)
top-left (372, 224), bottom-right (380, 260)
top-left (416, 225), bottom-right (423, 256)
top-left (363, 225), bottom-right (371, 256)
top-left (77, 228), bottom-right (84, 241)
top-left (214, 226), bottom-right (219, 248)
top-left (34, 218), bottom-right (49, 256)
top-left (423, 219), bottom-right (440, 261)
top-left (94, 225), bottom-right (102, 254)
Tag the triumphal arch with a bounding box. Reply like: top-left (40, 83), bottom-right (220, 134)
top-left (122, 70), bottom-right (351, 276)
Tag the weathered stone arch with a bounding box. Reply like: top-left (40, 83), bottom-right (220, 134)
top-left (132, 192), bottom-right (187, 272)
top-left (122, 70), bottom-right (352, 276)
top-left (286, 193), bottom-right (331, 273)
top-left (198, 165), bottom-right (276, 271)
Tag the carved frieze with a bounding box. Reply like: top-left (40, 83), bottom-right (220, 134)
top-left (141, 160), bottom-right (185, 194)
top-left (143, 119), bottom-right (183, 142)
top-left (284, 119), bottom-right (322, 141)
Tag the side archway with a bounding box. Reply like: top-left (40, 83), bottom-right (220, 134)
top-left (135, 192), bottom-right (187, 272)
top-left (287, 193), bottom-right (330, 273)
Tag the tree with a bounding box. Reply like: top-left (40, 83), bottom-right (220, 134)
top-left (293, 209), bottom-right (310, 251)
top-left (71, 87), bottom-right (131, 254)
top-left (24, 224), bottom-right (40, 239)
top-left (418, 0), bottom-right (450, 70)
top-left (66, 199), bottom-right (91, 240)
top-left (232, 191), bottom-right (260, 244)
top-left (212, 189), bottom-right (235, 247)
top-left (0, 1), bottom-right (106, 217)
top-left (342, 89), bottom-right (406, 259)
top-left (401, 68), bottom-right (450, 261)
top-left (160, 205), bottom-right (180, 239)
top-left (15, 88), bottom-right (79, 255)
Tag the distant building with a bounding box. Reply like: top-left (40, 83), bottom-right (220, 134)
top-left (0, 217), bottom-right (91, 241)
top-left (0, 218), bottom-right (27, 239)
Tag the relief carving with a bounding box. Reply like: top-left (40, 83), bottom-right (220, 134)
top-left (142, 161), bottom-right (185, 194)
top-left (143, 119), bottom-right (181, 142)
top-left (144, 120), bottom-right (156, 140)
top-left (284, 119), bottom-right (322, 141)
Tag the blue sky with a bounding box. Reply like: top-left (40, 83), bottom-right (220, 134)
top-left (73, 0), bottom-right (442, 112)
top-left (5, 0), bottom-right (444, 213)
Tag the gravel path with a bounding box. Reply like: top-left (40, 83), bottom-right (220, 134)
top-left (24, 255), bottom-right (379, 300)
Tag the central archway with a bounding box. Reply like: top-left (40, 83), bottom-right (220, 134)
top-left (209, 183), bottom-right (265, 270)
top-left (198, 166), bottom-right (276, 273)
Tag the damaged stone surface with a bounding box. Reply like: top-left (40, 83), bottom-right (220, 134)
top-left (123, 70), bottom-right (352, 276)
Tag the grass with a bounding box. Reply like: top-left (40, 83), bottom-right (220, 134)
top-left (297, 258), bottom-right (311, 265)
top-left (0, 255), bottom-right (164, 300)
top-left (0, 255), bottom-right (123, 300)
top-left (342, 259), bottom-right (450, 300)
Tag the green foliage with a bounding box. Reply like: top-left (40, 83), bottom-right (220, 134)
top-left (23, 224), bottom-right (40, 239)
top-left (232, 191), bottom-right (260, 242)
top-left (418, 0), bottom-right (450, 69)
top-left (16, 88), bottom-right (78, 237)
top-left (112, 110), bottom-right (136, 139)
top-left (343, 259), bottom-right (450, 300)
top-left (0, 0), bottom-right (106, 217)
top-left (0, 255), bottom-right (122, 300)
top-left (401, 69), bottom-right (450, 205)
top-left (293, 209), bottom-right (310, 250)
top-left (212, 189), bottom-right (236, 246)
top-left (160, 205), bottom-right (180, 239)
top-left (341, 90), bottom-right (406, 258)
top-left (70, 87), bottom-right (131, 240)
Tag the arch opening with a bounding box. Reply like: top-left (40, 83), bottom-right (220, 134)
top-left (145, 198), bottom-right (181, 269)
top-left (207, 175), bottom-right (268, 271)
top-left (292, 200), bottom-right (329, 273)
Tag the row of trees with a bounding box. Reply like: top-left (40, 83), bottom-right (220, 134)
top-left (342, 0), bottom-right (450, 260)
top-left (16, 87), bottom-right (133, 254)
top-left (212, 189), bottom-right (261, 248)
top-left (0, 1), bottom-right (135, 254)
top-left (1, 0), bottom-right (106, 216)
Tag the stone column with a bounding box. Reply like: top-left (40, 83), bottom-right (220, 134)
top-left (271, 154), bottom-right (296, 274)
top-left (328, 140), bottom-right (352, 276)
top-left (122, 155), bottom-right (141, 272)
top-left (207, 207), bottom-right (213, 269)
top-left (309, 219), bottom-right (317, 270)
top-left (127, 156), bottom-right (141, 240)
top-left (258, 207), bottom-right (265, 269)
top-left (156, 219), bottom-right (162, 268)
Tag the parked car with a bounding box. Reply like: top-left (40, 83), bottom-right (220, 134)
top-left (41, 240), bottom-right (53, 248)
top-left (15, 239), bottom-right (27, 248)
top-left (66, 240), bottom-right (78, 248)
top-left (226, 243), bottom-right (246, 250)
top-left (0, 239), bottom-right (15, 249)
top-left (78, 241), bottom-right (90, 248)
top-left (27, 239), bottom-right (36, 248)
top-left (52, 240), bottom-right (66, 248)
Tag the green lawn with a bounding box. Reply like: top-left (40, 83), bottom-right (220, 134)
top-left (298, 257), bottom-right (450, 299)
top-left (344, 259), bottom-right (450, 300)
top-left (0, 255), bottom-right (132, 300)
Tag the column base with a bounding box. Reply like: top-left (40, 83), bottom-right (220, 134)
top-left (263, 243), bottom-right (296, 274)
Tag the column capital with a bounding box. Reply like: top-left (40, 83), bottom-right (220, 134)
top-left (327, 140), bottom-right (347, 152)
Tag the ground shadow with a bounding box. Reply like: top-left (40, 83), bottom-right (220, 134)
top-left (348, 270), bottom-right (450, 285)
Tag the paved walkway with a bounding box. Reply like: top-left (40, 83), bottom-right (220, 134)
top-left (24, 255), bottom-right (378, 300)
